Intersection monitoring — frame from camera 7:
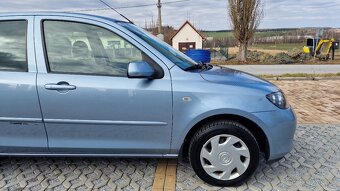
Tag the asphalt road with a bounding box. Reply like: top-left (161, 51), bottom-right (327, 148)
top-left (223, 64), bottom-right (340, 75)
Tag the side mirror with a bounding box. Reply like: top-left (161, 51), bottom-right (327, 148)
top-left (128, 61), bottom-right (155, 79)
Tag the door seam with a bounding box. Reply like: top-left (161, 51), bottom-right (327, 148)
top-left (33, 15), bottom-right (50, 151)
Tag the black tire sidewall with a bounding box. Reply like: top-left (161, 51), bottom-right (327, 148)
top-left (189, 121), bottom-right (260, 187)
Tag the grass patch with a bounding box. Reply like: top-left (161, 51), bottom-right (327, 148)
top-left (203, 29), bottom-right (298, 40)
top-left (204, 31), bottom-right (234, 39)
top-left (258, 73), bottom-right (340, 78)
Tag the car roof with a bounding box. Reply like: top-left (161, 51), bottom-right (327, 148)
top-left (0, 12), bottom-right (122, 22)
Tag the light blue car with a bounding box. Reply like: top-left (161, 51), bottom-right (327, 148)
top-left (0, 12), bottom-right (296, 186)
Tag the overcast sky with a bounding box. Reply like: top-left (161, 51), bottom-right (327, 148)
top-left (0, 0), bottom-right (339, 31)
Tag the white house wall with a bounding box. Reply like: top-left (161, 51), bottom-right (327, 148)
top-left (172, 24), bottom-right (203, 50)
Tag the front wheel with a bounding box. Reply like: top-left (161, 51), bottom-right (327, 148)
top-left (189, 120), bottom-right (259, 186)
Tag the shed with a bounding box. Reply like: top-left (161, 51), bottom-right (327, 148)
top-left (170, 21), bottom-right (205, 52)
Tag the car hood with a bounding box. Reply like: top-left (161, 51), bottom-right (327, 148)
top-left (200, 66), bottom-right (279, 92)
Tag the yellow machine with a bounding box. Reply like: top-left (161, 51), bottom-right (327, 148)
top-left (303, 38), bottom-right (339, 60)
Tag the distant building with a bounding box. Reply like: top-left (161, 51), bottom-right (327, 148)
top-left (170, 21), bottom-right (205, 52)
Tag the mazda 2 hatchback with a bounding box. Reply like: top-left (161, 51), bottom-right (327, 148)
top-left (0, 12), bottom-right (296, 186)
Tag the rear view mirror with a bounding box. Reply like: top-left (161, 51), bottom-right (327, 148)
top-left (128, 61), bottom-right (155, 79)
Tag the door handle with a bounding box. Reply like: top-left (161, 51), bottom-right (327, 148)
top-left (45, 82), bottom-right (76, 91)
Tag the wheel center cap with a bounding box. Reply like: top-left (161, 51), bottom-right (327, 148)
top-left (218, 152), bottom-right (232, 164)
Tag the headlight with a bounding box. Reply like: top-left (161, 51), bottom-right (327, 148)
top-left (266, 91), bottom-right (289, 109)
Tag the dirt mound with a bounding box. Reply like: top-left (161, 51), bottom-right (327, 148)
top-left (245, 49), bottom-right (311, 64)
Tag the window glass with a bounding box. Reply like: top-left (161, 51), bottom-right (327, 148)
top-left (0, 20), bottom-right (27, 72)
top-left (43, 21), bottom-right (151, 77)
top-left (119, 22), bottom-right (197, 70)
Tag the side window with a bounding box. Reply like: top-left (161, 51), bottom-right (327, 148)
top-left (43, 20), bottom-right (161, 77)
top-left (0, 20), bottom-right (27, 72)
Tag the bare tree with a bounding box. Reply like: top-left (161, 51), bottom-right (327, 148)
top-left (228, 0), bottom-right (263, 61)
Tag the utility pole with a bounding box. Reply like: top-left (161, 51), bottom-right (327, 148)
top-left (157, 0), bottom-right (162, 34)
top-left (156, 0), bottom-right (164, 40)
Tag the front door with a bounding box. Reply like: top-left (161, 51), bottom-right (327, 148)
top-left (35, 18), bottom-right (172, 155)
top-left (0, 17), bottom-right (47, 153)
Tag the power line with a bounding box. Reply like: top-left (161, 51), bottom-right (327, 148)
top-left (67, 3), bottom-right (155, 12)
top-left (65, 0), bottom-right (190, 13)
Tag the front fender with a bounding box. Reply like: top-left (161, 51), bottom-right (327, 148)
top-left (170, 108), bottom-right (268, 154)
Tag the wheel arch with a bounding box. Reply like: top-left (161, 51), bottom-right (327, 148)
top-left (180, 114), bottom-right (270, 161)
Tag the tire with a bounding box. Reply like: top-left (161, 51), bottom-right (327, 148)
top-left (189, 120), bottom-right (259, 186)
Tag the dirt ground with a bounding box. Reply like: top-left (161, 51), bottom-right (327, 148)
top-left (221, 46), bottom-right (340, 65)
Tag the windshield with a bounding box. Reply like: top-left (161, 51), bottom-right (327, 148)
top-left (119, 22), bottom-right (197, 70)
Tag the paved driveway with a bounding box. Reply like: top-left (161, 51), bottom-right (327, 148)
top-left (0, 159), bottom-right (156, 191)
top-left (0, 80), bottom-right (339, 191)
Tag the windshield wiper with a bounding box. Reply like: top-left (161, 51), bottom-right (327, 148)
top-left (184, 63), bottom-right (213, 71)
top-left (184, 64), bottom-right (203, 71)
